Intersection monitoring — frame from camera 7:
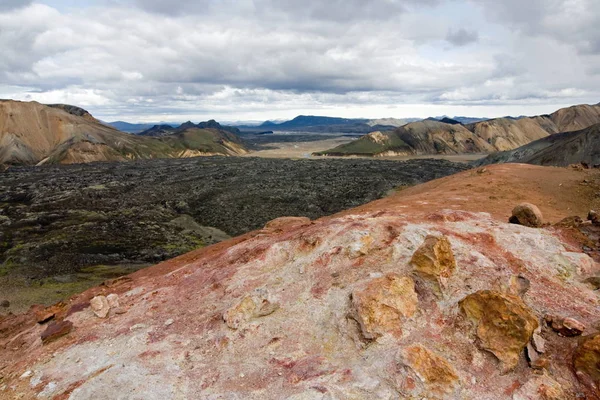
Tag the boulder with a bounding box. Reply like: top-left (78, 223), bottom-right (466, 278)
top-left (510, 203), bottom-right (544, 228)
top-left (0, 300), bottom-right (9, 308)
top-left (351, 274), bottom-right (418, 340)
top-left (588, 210), bottom-right (600, 225)
top-left (459, 290), bottom-right (539, 371)
top-left (573, 333), bottom-right (600, 390)
top-left (545, 315), bottom-right (585, 337)
top-left (410, 235), bottom-right (456, 295)
top-left (90, 296), bottom-right (110, 319)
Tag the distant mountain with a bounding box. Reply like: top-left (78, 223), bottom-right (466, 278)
top-left (252, 115), bottom-right (398, 134)
top-left (139, 120), bottom-right (241, 137)
top-left (315, 103), bottom-right (600, 157)
top-left (0, 100), bottom-right (248, 165)
top-left (476, 123), bottom-right (600, 167)
top-left (434, 116), bottom-right (489, 124)
top-left (106, 121), bottom-right (168, 134)
top-left (259, 115), bottom-right (368, 129)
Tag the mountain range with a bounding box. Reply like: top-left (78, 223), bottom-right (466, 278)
top-left (0, 100), bottom-right (248, 165)
top-left (316, 103), bottom-right (600, 156)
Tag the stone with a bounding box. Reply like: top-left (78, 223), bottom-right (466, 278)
top-left (584, 276), bottom-right (600, 290)
top-left (532, 332), bottom-right (546, 353)
top-left (90, 296), bottom-right (110, 318)
top-left (41, 320), bottom-right (73, 345)
top-left (400, 345), bottom-right (459, 394)
top-left (410, 235), bottom-right (456, 295)
top-left (106, 294), bottom-right (120, 308)
top-left (164, 319), bottom-right (174, 326)
top-left (459, 290), bottom-right (539, 371)
top-left (588, 210), bottom-right (600, 225)
top-left (554, 216), bottom-right (583, 228)
top-left (545, 315), bottom-right (585, 337)
top-left (510, 203), bottom-right (544, 228)
top-left (223, 295), bottom-right (279, 330)
top-left (351, 274), bottom-right (418, 340)
top-left (574, 334), bottom-right (600, 389)
top-left (0, 300), bottom-right (9, 308)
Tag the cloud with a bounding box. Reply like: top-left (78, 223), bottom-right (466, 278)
top-left (0, 0), bottom-right (31, 11)
top-left (446, 28), bottom-right (478, 46)
top-left (0, 0), bottom-right (597, 121)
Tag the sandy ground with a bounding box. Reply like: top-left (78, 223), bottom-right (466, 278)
top-left (343, 163), bottom-right (600, 224)
top-left (246, 137), bottom-right (486, 163)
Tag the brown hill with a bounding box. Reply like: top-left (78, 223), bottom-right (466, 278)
top-left (0, 100), bottom-right (248, 165)
top-left (1, 164), bottom-right (600, 399)
top-left (477, 123), bottom-right (600, 167)
top-left (317, 103), bottom-right (600, 157)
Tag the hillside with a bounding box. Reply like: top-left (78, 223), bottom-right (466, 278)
top-left (477, 123), bottom-right (600, 167)
top-left (1, 164), bottom-right (600, 399)
top-left (0, 100), bottom-right (248, 165)
top-left (316, 120), bottom-right (495, 156)
top-left (317, 103), bottom-right (600, 157)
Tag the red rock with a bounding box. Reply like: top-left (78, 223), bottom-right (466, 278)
top-left (41, 320), bottom-right (73, 344)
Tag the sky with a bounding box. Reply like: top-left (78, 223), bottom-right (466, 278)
top-left (0, 0), bottom-right (599, 123)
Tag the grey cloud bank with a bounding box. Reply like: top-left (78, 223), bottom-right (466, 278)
top-left (0, 0), bottom-right (598, 121)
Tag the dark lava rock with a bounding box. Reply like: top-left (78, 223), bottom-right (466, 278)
top-left (41, 320), bottom-right (73, 344)
top-left (0, 300), bottom-right (9, 308)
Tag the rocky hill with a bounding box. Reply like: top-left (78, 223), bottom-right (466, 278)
top-left (0, 163), bottom-right (599, 399)
top-left (317, 103), bottom-right (600, 157)
top-left (0, 100), bottom-right (248, 165)
top-left (477, 123), bottom-right (600, 167)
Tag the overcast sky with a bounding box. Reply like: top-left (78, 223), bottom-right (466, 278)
top-left (0, 0), bottom-right (599, 122)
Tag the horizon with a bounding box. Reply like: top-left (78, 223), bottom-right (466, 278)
top-left (0, 1), bottom-right (599, 122)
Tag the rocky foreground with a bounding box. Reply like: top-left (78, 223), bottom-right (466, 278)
top-left (1, 164), bottom-right (600, 399)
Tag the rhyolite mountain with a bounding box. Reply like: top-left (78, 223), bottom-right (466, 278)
top-left (317, 103), bottom-right (600, 157)
top-left (0, 100), bottom-right (248, 165)
top-left (477, 123), bottom-right (600, 167)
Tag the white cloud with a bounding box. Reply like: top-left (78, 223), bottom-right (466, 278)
top-left (0, 0), bottom-right (597, 121)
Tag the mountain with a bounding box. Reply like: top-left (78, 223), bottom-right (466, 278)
top-left (138, 119), bottom-right (241, 137)
top-left (316, 103), bottom-right (600, 157)
top-left (476, 123), bottom-right (600, 167)
top-left (315, 120), bottom-right (495, 156)
top-left (2, 163), bottom-right (600, 399)
top-left (106, 121), bottom-right (162, 133)
top-left (0, 100), bottom-right (248, 165)
top-left (252, 115), bottom-right (397, 134)
top-left (259, 115), bottom-right (368, 129)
